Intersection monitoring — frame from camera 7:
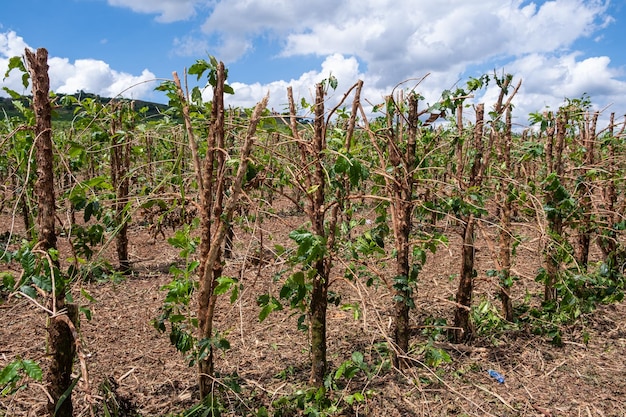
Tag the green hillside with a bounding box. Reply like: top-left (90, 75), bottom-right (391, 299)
top-left (0, 92), bottom-right (169, 122)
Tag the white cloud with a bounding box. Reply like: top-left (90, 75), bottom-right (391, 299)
top-left (223, 54), bottom-right (368, 113)
top-left (199, 0), bottom-right (610, 85)
top-left (3, 0), bottom-right (625, 130)
top-left (194, 0), bottom-right (623, 127)
top-left (106, 0), bottom-right (201, 23)
top-left (1, 31), bottom-right (34, 94)
top-left (1, 31), bottom-right (158, 100)
top-left (510, 52), bottom-right (626, 98)
top-left (50, 58), bottom-right (157, 99)
top-left (224, 48), bottom-right (626, 130)
top-left (487, 52), bottom-right (626, 124)
top-left (0, 30), bottom-right (28, 58)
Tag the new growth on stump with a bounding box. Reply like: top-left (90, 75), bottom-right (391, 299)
top-left (109, 101), bottom-right (133, 273)
top-left (25, 47), bottom-right (79, 417)
top-left (362, 89), bottom-right (422, 367)
top-left (172, 59), bottom-right (269, 399)
top-left (6, 47), bottom-right (626, 416)
top-left (286, 79), bottom-right (367, 386)
top-left (450, 74), bottom-right (520, 342)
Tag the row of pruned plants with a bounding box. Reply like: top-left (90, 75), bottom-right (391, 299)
top-left (1, 49), bottom-right (625, 416)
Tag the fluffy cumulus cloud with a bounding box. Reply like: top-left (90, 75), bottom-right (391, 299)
top-left (49, 58), bottom-right (157, 99)
top-left (200, 1), bottom-right (609, 76)
top-left (490, 52), bottom-right (626, 124)
top-left (0, 31), bottom-right (157, 100)
top-left (0, 30), bottom-right (28, 58)
top-left (107, 0), bottom-right (201, 23)
top-left (223, 54), bottom-right (368, 112)
top-left (199, 0), bottom-right (625, 125)
top-left (0, 31), bottom-right (30, 93)
top-left (1, 31), bottom-right (35, 94)
top-left (3, 0), bottom-right (626, 125)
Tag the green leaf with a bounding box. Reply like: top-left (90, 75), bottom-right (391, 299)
top-left (84, 176), bottom-right (113, 190)
top-left (20, 285), bottom-right (37, 299)
top-left (351, 351), bottom-right (364, 366)
top-left (55, 377), bottom-right (80, 415)
top-left (84, 201), bottom-right (100, 222)
top-left (4, 56), bottom-right (28, 88)
top-left (79, 306), bottom-right (92, 321)
top-left (230, 284), bottom-right (239, 304)
top-left (345, 392), bottom-right (364, 405)
top-left (334, 362), bottom-right (347, 380)
top-left (20, 360), bottom-right (42, 381)
top-left (0, 360), bottom-right (21, 385)
top-left (328, 75), bottom-right (338, 90)
top-left (1, 272), bottom-right (15, 289)
top-left (168, 314), bottom-right (185, 323)
top-left (306, 184), bottom-right (320, 195)
top-left (102, 402), bottom-right (112, 417)
top-left (214, 276), bottom-right (237, 296)
top-left (258, 304), bottom-right (272, 322)
top-left (170, 326), bottom-right (194, 353)
top-left (214, 336), bottom-right (230, 351)
top-left (80, 288), bottom-right (97, 303)
top-left (191, 86), bottom-right (203, 104)
top-left (32, 275), bottom-right (52, 292)
top-left (257, 295), bottom-right (283, 322)
top-left (20, 250), bottom-right (36, 276)
top-left (334, 154), bottom-right (350, 174)
top-left (188, 59), bottom-right (212, 81)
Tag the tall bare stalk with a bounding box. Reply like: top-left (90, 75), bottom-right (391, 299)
top-left (173, 63), bottom-right (269, 398)
top-left (26, 47), bottom-right (77, 417)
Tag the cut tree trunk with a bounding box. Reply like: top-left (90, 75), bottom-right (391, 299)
top-left (389, 92), bottom-right (418, 368)
top-left (499, 109), bottom-right (514, 322)
top-left (597, 113), bottom-right (619, 274)
top-left (26, 47), bottom-right (76, 417)
top-left (575, 111), bottom-right (597, 269)
top-left (46, 306), bottom-right (78, 417)
top-left (308, 83), bottom-right (329, 387)
top-left (28, 48), bottom-right (56, 253)
top-left (453, 103), bottom-right (485, 343)
top-left (110, 102), bottom-right (131, 273)
top-left (173, 63), bottom-right (269, 398)
top-left (309, 259), bottom-right (329, 386)
top-left (544, 112), bottom-right (567, 302)
top-left (454, 214), bottom-right (476, 342)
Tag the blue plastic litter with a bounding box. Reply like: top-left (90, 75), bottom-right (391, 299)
top-left (487, 369), bottom-right (505, 384)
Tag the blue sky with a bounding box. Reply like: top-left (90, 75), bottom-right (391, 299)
top-left (1, 0), bottom-right (625, 124)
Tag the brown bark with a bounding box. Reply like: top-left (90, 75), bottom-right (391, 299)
top-left (388, 93), bottom-right (418, 367)
top-left (454, 215), bottom-right (476, 342)
top-left (20, 194), bottom-right (33, 240)
top-left (196, 63), bottom-right (226, 398)
top-left (26, 47), bottom-right (75, 417)
top-left (198, 96), bottom-right (266, 396)
top-left (598, 113), bottom-right (618, 268)
top-left (27, 48), bottom-right (56, 253)
top-left (110, 102), bottom-right (131, 273)
top-left (173, 63), bottom-right (269, 398)
top-left (544, 112), bottom-right (567, 302)
top-left (308, 83), bottom-right (329, 387)
top-left (499, 109), bottom-right (514, 322)
top-left (453, 103), bottom-right (485, 343)
top-left (575, 111), bottom-right (597, 268)
top-left (45, 306), bottom-right (78, 417)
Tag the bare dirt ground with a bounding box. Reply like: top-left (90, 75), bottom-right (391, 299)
top-left (1, 201), bottom-right (626, 416)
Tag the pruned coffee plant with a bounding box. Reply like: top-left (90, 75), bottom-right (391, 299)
top-left (2, 48), bottom-right (626, 417)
